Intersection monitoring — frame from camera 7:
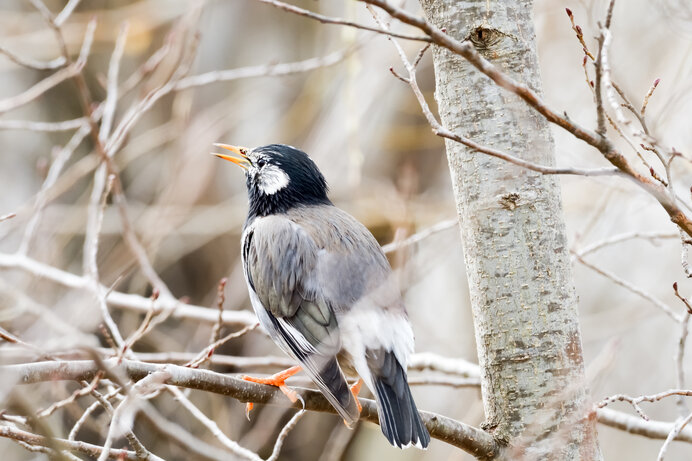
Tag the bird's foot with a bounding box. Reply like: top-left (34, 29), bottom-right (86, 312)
top-left (241, 365), bottom-right (302, 418)
top-left (350, 379), bottom-right (363, 413)
top-left (342, 378), bottom-right (364, 426)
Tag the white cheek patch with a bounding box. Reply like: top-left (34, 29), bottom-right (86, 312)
top-left (258, 164), bottom-right (290, 195)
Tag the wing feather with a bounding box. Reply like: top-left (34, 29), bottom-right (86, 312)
top-left (243, 214), bottom-right (359, 425)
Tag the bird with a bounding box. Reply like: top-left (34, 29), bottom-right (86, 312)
top-left (212, 143), bottom-right (430, 449)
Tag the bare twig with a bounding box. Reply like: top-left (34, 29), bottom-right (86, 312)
top-left (0, 251), bottom-right (258, 326)
top-left (575, 255), bottom-right (682, 322)
top-left (18, 124), bottom-right (91, 255)
top-left (598, 389), bottom-right (692, 420)
top-left (265, 408), bottom-right (307, 461)
top-left (0, 45), bottom-right (66, 70)
top-left (99, 22), bottom-right (130, 144)
top-left (0, 424), bottom-right (140, 460)
top-left (35, 373), bottom-right (103, 419)
top-left (658, 412), bottom-right (692, 460)
top-left (254, 0), bottom-right (431, 42)
top-left (597, 407), bottom-right (692, 443)
top-left (641, 78), bottom-right (661, 117)
top-left (0, 18), bottom-right (95, 115)
top-left (97, 372), bottom-right (168, 461)
top-left (565, 8), bottom-right (595, 60)
top-left (167, 386), bottom-right (261, 460)
top-left (382, 218), bottom-right (457, 253)
top-left (54, 0), bottom-right (82, 27)
top-left (0, 213), bottom-right (16, 223)
top-left (139, 405), bottom-right (231, 461)
top-left (68, 387), bottom-right (121, 441)
top-left (0, 118), bottom-right (88, 132)
top-left (185, 323), bottom-right (259, 369)
top-left (574, 231), bottom-right (677, 258)
top-left (210, 278), bottom-right (228, 345)
top-left (83, 172), bottom-right (127, 349)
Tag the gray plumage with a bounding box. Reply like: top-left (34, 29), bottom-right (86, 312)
top-left (229, 144), bottom-right (430, 448)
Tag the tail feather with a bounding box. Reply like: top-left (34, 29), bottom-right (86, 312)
top-left (310, 356), bottom-right (360, 427)
top-left (368, 349), bottom-right (430, 449)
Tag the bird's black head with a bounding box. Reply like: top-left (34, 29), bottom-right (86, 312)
top-left (214, 143), bottom-right (332, 220)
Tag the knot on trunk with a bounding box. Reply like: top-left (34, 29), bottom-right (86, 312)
top-left (466, 26), bottom-right (506, 50)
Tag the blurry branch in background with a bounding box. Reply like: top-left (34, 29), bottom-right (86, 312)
top-left (255, 0), bottom-right (432, 42)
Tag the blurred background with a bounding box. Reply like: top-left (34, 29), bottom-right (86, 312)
top-left (1, 0), bottom-right (692, 459)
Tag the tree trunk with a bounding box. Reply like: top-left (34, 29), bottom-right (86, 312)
top-left (418, 0), bottom-right (601, 458)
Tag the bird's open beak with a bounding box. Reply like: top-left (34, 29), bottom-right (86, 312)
top-left (212, 144), bottom-right (251, 170)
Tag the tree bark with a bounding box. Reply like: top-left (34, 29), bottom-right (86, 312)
top-left (418, 0), bottom-right (601, 458)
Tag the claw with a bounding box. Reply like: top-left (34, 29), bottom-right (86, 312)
top-left (241, 365), bottom-right (302, 413)
top-left (350, 379), bottom-right (363, 414)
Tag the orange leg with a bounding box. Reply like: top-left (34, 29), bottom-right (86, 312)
top-left (241, 366), bottom-right (302, 418)
top-left (350, 379), bottom-right (363, 413)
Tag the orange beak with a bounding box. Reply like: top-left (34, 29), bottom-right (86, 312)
top-left (212, 144), bottom-right (251, 170)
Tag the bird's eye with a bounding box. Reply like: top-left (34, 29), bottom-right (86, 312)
top-left (256, 158), bottom-right (266, 168)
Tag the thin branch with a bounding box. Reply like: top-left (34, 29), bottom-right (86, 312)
top-left (54, 0), bottom-right (82, 27)
top-left (185, 323), bottom-right (259, 369)
top-left (598, 389), bottom-right (692, 420)
top-left (676, 314), bottom-right (691, 416)
top-left (97, 372), bottom-right (168, 461)
top-left (138, 405), bottom-right (231, 461)
top-left (68, 387), bottom-right (121, 441)
top-left (382, 218), bottom-right (457, 253)
top-left (210, 278), bottom-right (228, 345)
top-left (0, 45), bottom-right (66, 70)
top-left (110, 183), bottom-right (174, 299)
top-left (167, 386), bottom-right (261, 460)
top-left (641, 78), bottom-right (661, 117)
top-left (575, 254), bottom-right (682, 322)
top-left (0, 18), bottom-right (95, 115)
top-left (174, 48), bottom-right (352, 91)
top-left (0, 425), bottom-right (140, 460)
top-left (3, 359), bottom-right (500, 457)
top-left (35, 373), bottom-right (103, 419)
top-left (254, 0), bottom-right (431, 42)
top-left (657, 412), bottom-right (692, 460)
top-left (0, 63), bottom-right (81, 114)
top-left (266, 408), bottom-right (306, 461)
top-left (593, 1), bottom-right (615, 137)
top-left (83, 171), bottom-right (126, 348)
top-left (0, 213), bottom-right (16, 223)
top-left (18, 124), bottom-right (91, 255)
top-left (564, 8), bottom-right (595, 60)
top-left (407, 376), bottom-right (481, 388)
top-left (597, 407), bottom-right (692, 443)
top-left (0, 252), bottom-right (258, 326)
top-left (0, 118), bottom-right (88, 132)
top-left (574, 231), bottom-right (677, 258)
top-left (99, 22), bottom-right (129, 143)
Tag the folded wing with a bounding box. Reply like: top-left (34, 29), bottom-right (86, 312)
top-left (243, 215), bottom-right (360, 426)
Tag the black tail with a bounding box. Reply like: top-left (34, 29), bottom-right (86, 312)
top-left (312, 356), bottom-right (361, 428)
top-left (368, 349), bottom-right (430, 449)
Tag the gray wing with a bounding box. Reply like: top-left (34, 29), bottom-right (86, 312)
top-left (244, 215), bottom-right (360, 425)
